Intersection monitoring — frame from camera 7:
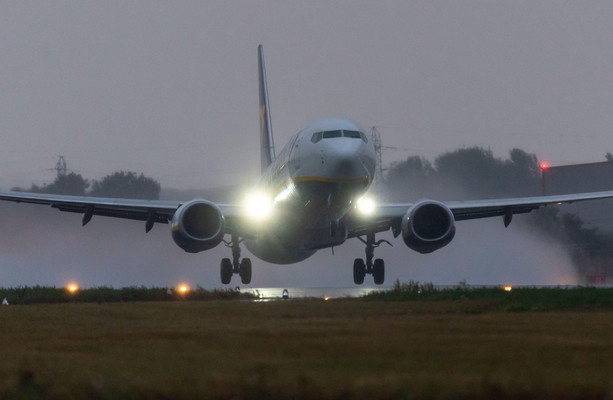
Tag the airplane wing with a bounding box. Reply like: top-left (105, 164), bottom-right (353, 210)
top-left (0, 191), bottom-right (181, 230)
top-left (0, 190), bottom-right (247, 235)
top-left (347, 190), bottom-right (613, 238)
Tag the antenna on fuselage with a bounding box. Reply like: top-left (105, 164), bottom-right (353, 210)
top-left (258, 45), bottom-right (276, 173)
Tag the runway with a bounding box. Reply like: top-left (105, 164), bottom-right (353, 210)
top-left (243, 286), bottom-right (388, 300)
top-left (242, 284), bottom-right (585, 300)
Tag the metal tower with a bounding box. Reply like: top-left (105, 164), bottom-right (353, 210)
top-left (54, 156), bottom-right (67, 177)
top-left (371, 126), bottom-right (385, 184)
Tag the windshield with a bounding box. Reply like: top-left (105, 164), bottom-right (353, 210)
top-left (311, 130), bottom-right (368, 143)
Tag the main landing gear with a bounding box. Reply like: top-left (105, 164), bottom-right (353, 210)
top-left (221, 234), bottom-right (251, 285)
top-left (353, 232), bottom-right (391, 285)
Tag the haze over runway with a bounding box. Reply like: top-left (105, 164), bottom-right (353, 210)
top-left (0, 1), bottom-right (610, 288)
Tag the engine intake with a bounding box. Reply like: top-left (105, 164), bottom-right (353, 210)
top-left (401, 200), bottom-right (455, 254)
top-left (171, 199), bottom-right (225, 253)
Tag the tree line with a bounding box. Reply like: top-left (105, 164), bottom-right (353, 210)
top-left (13, 171), bottom-right (161, 200)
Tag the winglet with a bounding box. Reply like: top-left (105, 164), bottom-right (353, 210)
top-left (258, 45), bottom-right (275, 172)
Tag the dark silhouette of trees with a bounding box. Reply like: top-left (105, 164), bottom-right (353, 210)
top-left (13, 172), bottom-right (89, 196)
top-left (14, 171), bottom-right (160, 200)
top-left (432, 147), bottom-right (540, 197)
top-left (90, 171), bottom-right (160, 200)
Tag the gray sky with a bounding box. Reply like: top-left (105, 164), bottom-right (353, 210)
top-left (0, 1), bottom-right (610, 288)
top-left (1, 1), bottom-right (612, 190)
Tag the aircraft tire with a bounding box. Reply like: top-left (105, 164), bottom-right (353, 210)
top-left (221, 258), bottom-right (233, 284)
top-left (353, 258), bottom-right (366, 285)
top-left (373, 258), bottom-right (385, 285)
top-left (239, 258), bottom-right (252, 285)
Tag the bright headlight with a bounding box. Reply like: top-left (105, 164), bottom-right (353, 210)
top-left (244, 191), bottom-right (273, 220)
top-left (357, 196), bottom-right (376, 215)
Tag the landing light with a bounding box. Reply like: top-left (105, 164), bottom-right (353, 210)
top-left (177, 284), bottom-right (190, 294)
top-left (357, 197), bottom-right (376, 215)
top-left (504, 286), bottom-right (512, 292)
top-left (244, 191), bottom-right (273, 220)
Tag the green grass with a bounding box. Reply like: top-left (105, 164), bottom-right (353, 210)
top-left (0, 286), bottom-right (254, 304)
top-left (6, 284), bottom-right (613, 313)
top-left (2, 300), bottom-right (613, 399)
top-left (365, 281), bottom-right (613, 312)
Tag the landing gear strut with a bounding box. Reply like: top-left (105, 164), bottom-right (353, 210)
top-left (221, 234), bottom-right (252, 285)
top-left (354, 232), bottom-right (391, 285)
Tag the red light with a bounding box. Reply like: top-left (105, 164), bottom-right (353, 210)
top-left (540, 162), bottom-right (549, 170)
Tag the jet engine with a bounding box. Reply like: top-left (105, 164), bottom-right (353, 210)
top-left (401, 200), bottom-right (455, 254)
top-left (171, 199), bottom-right (225, 253)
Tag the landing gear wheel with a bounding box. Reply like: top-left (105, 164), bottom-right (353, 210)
top-left (353, 258), bottom-right (366, 285)
top-left (239, 258), bottom-right (252, 285)
top-left (220, 258), bottom-right (233, 284)
top-left (373, 258), bottom-right (385, 285)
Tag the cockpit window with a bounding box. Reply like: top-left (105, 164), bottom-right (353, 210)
top-left (311, 130), bottom-right (368, 143)
top-left (311, 132), bottom-right (323, 143)
top-left (323, 130), bottom-right (342, 139)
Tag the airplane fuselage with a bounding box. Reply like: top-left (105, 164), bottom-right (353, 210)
top-left (244, 117), bottom-right (376, 264)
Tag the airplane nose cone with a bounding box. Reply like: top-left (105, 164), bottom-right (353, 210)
top-left (324, 140), bottom-right (369, 179)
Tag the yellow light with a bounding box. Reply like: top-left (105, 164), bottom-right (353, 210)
top-left (67, 283), bottom-right (79, 294)
top-left (324, 297), bottom-right (330, 301)
top-left (244, 191), bottom-right (273, 220)
top-left (504, 286), bottom-right (512, 292)
top-left (177, 284), bottom-right (190, 294)
top-left (357, 196), bottom-right (376, 215)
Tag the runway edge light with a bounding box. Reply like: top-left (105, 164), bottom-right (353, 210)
top-left (67, 283), bottom-right (79, 294)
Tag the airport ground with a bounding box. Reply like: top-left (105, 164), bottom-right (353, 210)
top-left (2, 296), bottom-right (613, 400)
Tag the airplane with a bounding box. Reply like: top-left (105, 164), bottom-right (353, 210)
top-left (2, 45), bottom-right (613, 286)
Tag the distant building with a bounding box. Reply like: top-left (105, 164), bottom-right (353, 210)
top-left (543, 160), bottom-right (613, 232)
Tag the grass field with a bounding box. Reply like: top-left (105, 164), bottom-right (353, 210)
top-left (2, 296), bottom-right (613, 399)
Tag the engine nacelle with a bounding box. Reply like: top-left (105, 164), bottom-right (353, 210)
top-left (171, 199), bottom-right (225, 253)
top-left (401, 200), bottom-right (456, 254)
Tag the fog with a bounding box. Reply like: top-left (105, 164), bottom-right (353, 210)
top-left (2, 1), bottom-right (610, 287)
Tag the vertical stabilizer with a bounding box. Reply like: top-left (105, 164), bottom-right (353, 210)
top-left (258, 45), bottom-right (275, 172)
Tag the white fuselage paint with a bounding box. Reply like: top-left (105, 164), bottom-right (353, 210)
top-left (244, 118), bottom-right (376, 264)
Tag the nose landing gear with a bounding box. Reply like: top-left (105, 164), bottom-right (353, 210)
top-left (354, 232), bottom-right (391, 285)
top-left (221, 234), bottom-right (252, 285)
